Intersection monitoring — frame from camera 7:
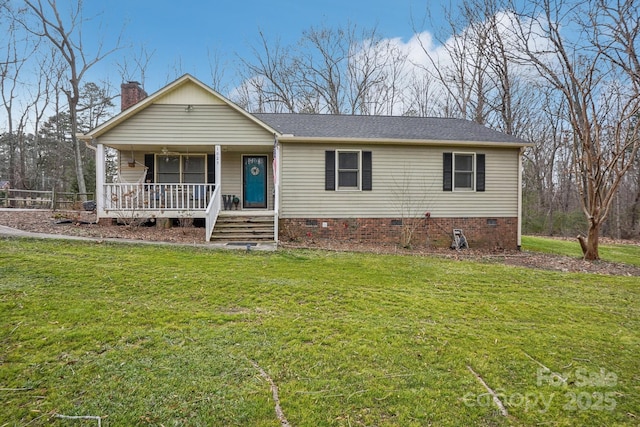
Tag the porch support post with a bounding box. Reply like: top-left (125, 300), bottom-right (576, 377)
top-left (215, 145), bottom-right (221, 190)
top-left (95, 142), bottom-right (106, 218)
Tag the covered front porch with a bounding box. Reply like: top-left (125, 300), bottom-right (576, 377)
top-left (94, 144), bottom-right (279, 242)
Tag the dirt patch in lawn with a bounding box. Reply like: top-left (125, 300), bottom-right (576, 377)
top-left (1, 209), bottom-right (639, 276)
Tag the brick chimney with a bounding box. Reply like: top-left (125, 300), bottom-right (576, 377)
top-left (120, 81), bottom-right (148, 111)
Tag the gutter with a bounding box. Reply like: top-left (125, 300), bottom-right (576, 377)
top-left (277, 136), bottom-right (533, 149)
top-left (76, 133), bottom-right (96, 151)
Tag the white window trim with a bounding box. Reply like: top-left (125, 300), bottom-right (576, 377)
top-left (336, 149), bottom-right (362, 191)
top-left (155, 153), bottom-right (207, 183)
top-left (452, 152), bottom-right (476, 192)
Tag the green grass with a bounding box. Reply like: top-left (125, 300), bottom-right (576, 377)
top-left (1, 238), bottom-right (639, 426)
top-left (522, 235), bottom-right (640, 266)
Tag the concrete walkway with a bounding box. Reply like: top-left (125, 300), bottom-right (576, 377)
top-left (0, 224), bottom-right (277, 251)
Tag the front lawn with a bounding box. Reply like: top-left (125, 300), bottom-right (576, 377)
top-left (522, 235), bottom-right (640, 266)
top-left (1, 238), bottom-right (638, 426)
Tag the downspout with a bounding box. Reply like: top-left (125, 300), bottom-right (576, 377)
top-left (81, 137), bottom-right (96, 152)
top-left (517, 146), bottom-right (524, 250)
top-left (273, 133), bottom-right (280, 244)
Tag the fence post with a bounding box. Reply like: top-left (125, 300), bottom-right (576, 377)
top-left (51, 188), bottom-right (56, 210)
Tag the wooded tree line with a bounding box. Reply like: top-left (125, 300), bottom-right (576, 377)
top-left (1, 0), bottom-right (638, 258)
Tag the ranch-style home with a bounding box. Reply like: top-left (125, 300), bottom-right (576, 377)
top-left (79, 74), bottom-right (531, 249)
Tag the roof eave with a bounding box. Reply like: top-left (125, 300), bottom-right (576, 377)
top-left (277, 136), bottom-right (533, 148)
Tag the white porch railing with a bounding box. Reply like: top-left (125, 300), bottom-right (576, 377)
top-left (103, 183), bottom-right (215, 212)
top-left (205, 185), bottom-right (222, 242)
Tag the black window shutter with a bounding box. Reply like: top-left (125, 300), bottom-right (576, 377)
top-left (325, 150), bottom-right (336, 191)
top-left (144, 154), bottom-right (154, 183)
top-left (443, 152), bottom-right (452, 191)
top-left (476, 154), bottom-right (485, 192)
top-left (362, 151), bottom-right (372, 191)
top-left (207, 154), bottom-right (215, 184)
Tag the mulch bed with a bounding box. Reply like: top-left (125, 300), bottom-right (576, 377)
top-left (1, 209), bottom-right (639, 276)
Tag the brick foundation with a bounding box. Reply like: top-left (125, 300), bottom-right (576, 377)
top-left (279, 217), bottom-right (519, 250)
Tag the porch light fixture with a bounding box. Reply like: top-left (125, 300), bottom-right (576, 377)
top-left (161, 147), bottom-right (171, 162)
top-left (185, 104), bottom-right (194, 112)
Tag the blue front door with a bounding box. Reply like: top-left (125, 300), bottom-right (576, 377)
top-left (243, 155), bottom-right (268, 209)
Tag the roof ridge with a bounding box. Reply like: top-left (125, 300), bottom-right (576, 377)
top-left (254, 112), bottom-right (469, 121)
top-left (253, 112), bottom-right (528, 145)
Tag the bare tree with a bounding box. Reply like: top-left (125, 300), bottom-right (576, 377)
top-left (238, 31), bottom-right (299, 113)
top-left (240, 23), bottom-right (409, 115)
top-left (412, 0), bottom-right (536, 133)
top-left (294, 25), bottom-right (347, 114)
top-left (0, 7), bottom-right (42, 189)
top-left (207, 46), bottom-right (228, 93)
top-left (627, 155), bottom-right (640, 236)
top-left (118, 44), bottom-right (155, 88)
top-left (30, 50), bottom-right (58, 190)
top-left (0, 17), bottom-right (24, 186)
top-left (403, 71), bottom-right (438, 117)
top-left (349, 37), bottom-right (410, 115)
top-left (522, 86), bottom-right (575, 235)
top-left (77, 81), bottom-right (116, 131)
top-left (509, 0), bottom-right (640, 260)
top-left (23, 0), bottom-right (121, 200)
top-left (413, 2), bottom-right (493, 124)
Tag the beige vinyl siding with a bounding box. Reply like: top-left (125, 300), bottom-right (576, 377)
top-left (154, 81), bottom-right (226, 105)
top-left (99, 104), bottom-right (273, 147)
top-left (279, 143), bottom-right (519, 218)
top-left (219, 151), bottom-right (274, 211)
top-left (220, 151), bottom-right (242, 204)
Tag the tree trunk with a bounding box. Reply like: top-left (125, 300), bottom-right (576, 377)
top-left (69, 102), bottom-right (87, 201)
top-left (582, 220), bottom-right (600, 261)
top-left (630, 171), bottom-right (640, 235)
top-left (72, 134), bottom-right (87, 200)
top-left (577, 234), bottom-right (588, 255)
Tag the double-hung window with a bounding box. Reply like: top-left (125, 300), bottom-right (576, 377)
top-left (156, 154), bottom-right (206, 183)
top-left (325, 150), bottom-right (373, 191)
top-left (454, 153), bottom-right (474, 190)
top-left (443, 152), bottom-right (485, 192)
top-left (337, 150), bottom-right (360, 190)
top-left (182, 156), bottom-right (206, 183)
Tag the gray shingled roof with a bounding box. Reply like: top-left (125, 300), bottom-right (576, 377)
top-left (253, 113), bottom-right (525, 144)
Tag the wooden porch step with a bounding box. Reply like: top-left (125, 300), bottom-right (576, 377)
top-left (213, 227), bottom-right (274, 234)
top-left (217, 217), bottom-right (273, 223)
top-left (210, 234), bottom-right (274, 242)
top-left (210, 214), bottom-right (275, 242)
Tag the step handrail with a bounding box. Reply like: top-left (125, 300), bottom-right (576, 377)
top-left (205, 185), bottom-right (221, 242)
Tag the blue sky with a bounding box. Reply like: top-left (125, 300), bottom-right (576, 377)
top-left (82, 0), bottom-right (453, 94)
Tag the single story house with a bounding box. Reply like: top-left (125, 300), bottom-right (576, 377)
top-left (79, 74), bottom-right (531, 249)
